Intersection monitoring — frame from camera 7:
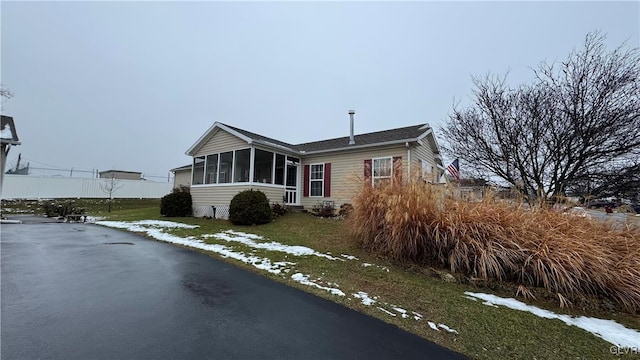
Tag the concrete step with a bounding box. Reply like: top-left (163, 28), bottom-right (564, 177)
top-left (287, 205), bottom-right (305, 213)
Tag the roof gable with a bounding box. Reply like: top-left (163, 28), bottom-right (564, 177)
top-left (1, 115), bottom-right (20, 145)
top-left (186, 122), bottom-right (252, 156)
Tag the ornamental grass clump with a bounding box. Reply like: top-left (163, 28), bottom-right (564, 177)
top-left (348, 180), bottom-right (640, 312)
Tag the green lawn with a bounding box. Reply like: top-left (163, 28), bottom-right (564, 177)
top-left (1, 198), bottom-right (160, 217)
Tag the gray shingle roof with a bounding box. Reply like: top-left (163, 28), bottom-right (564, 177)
top-left (222, 123), bottom-right (298, 151)
top-left (221, 122), bottom-right (430, 153)
top-left (296, 124), bottom-right (429, 152)
top-left (171, 164), bottom-right (192, 172)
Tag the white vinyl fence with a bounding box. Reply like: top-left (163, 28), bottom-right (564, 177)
top-left (2, 175), bottom-right (173, 199)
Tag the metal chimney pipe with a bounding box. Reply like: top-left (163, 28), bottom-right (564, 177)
top-left (348, 110), bottom-right (355, 145)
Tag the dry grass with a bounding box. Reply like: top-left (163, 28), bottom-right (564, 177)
top-left (347, 180), bottom-right (640, 313)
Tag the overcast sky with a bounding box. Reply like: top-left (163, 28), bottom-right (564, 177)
top-left (1, 1), bottom-right (638, 181)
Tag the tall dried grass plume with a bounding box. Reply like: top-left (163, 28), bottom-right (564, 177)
top-left (347, 178), bottom-right (640, 312)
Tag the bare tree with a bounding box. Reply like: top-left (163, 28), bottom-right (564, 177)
top-left (1, 86), bottom-right (12, 111)
top-left (0, 86), bottom-right (12, 100)
top-left (99, 176), bottom-right (123, 212)
top-left (441, 32), bottom-right (640, 204)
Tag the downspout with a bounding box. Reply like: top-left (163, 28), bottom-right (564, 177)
top-left (406, 142), bottom-right (411, 181)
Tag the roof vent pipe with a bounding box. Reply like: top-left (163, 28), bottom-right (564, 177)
top-left (348, 110), bottom-right (355, 145)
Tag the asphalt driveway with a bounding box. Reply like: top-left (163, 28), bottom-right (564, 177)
top-left (1, 220), bottom-right (465, 359)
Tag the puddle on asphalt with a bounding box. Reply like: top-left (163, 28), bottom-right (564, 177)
top-left (182, 274), bottom-right (233, 306)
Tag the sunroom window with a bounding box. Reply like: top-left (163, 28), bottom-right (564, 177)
top-left (253, 149), bottom-right (273, 184)
top-left (218, 151), bottom-right (233, 183)
top-left (205, 154), bottom-right (218, 184)
top-left (274, 154), bottom-right (285, 185)
top-left (234, 149), bottom-right (251, 182)
top-left (192, 156), bottom-right (205, 185)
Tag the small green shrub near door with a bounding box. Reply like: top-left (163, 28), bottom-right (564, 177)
top-left (229, 189), bottom-right (272, 225)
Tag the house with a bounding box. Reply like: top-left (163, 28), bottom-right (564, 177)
top-left (170, 164), bottom-right (192, 189)
top-left (451, 178), bottom-right (488, 201)
top-left (99, 170), bottom-right (142, 181)
top-left (185, 112), bottom-right (446, 218)
top-left (1, 115), bottom-right (21, 198)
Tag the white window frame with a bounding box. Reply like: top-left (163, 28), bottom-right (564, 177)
top-left (192, 156), bottom-right (206, 185)
top-left (372, 157), bottom-right (393, 187)
top-left (233, 148), bottom-right (251, 183)
top-left (309, 163), bottom-right (324, 197)
top-left (421, 159), bottom-right (433, 183)
top-left (193, 149), bottom-right (295, 187)
top-left (253, 148), bottom-right (275, 184)
top-left (205, 154), bottom-right (218, 184)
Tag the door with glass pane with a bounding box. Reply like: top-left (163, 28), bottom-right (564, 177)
top-left (285, 156), bottom-right (299, 205)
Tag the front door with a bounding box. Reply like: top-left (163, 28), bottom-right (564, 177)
top-left (284, 157), bottom-right (300, 205)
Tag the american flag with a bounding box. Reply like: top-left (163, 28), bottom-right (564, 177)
top-left (447, 158), bottom-right (460, 183)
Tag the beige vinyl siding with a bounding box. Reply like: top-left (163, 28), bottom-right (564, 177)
top-left (300, 145), bottom-right (408, 209)
top-left (252, 185), bottom-right (286, 204)
top-left (193, 129), bottom-right (248, 157)
top-left (191, 184), bottom-right (285, 218)
top-left (173, 169), bottom-right (191, 189)
top-left (411, 142), bottom-right (439, 182)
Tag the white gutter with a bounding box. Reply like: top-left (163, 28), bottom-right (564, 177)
top-left (253, 140), bottom-right (298, 154)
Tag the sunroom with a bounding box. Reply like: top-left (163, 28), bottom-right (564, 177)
top-left (190, 147), bottom-right (301, 205)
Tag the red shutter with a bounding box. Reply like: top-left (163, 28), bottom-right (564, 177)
top-left (364, 159), bottom-right (372, 185)
top-left (303, 165), bottom-right (310, 197)
top-left (324, 163), bottom-right (331, 197)
top-left (393, 156), bottom-right (402, 183)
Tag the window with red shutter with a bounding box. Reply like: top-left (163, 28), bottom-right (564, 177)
top-left (303, 165), bottom-right (310, 197)
top-left (364, 159), bottom-right (372, 184)
top-left (324, 163), bottom-right (331, 197)
top-left (393, 156), bottom-right (402, 183)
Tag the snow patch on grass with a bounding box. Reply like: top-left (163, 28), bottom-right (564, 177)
top-left (465, 292), bottom-right (640, 348)
top-left (291, 273), bottom-right (345, 297)
top-left (438, 324), bottom-right (459, 334)
top-left (378, 307), bottom-right (397, 317)
top-left (204, 230), bottom-right (338, 260)
top-left (352, 292), bottom-right (455, 332)
top-left (361, 263), bottom-right (390, 272)
top-left (353, 291), bottom-right (377, 306)
top-left (96, 221), bottom-right (293, 274)
top-left (393, 307), bottom-right (410, 319)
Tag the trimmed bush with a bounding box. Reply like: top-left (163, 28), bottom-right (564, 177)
top-left (229, 190), bottom-right (272, 225)
top-left (160, 187), bottom-right (192, 217)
